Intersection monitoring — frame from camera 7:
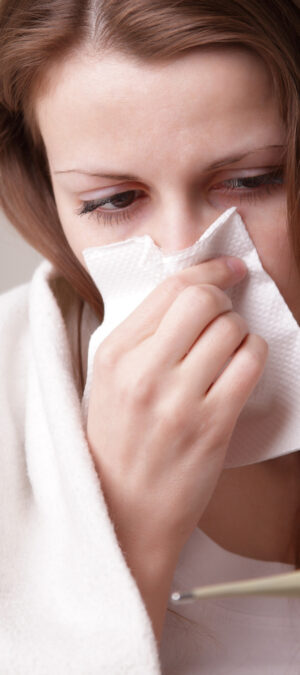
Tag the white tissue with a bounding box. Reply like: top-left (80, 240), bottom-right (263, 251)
top-left (81, 206), bottom-right (300, 469)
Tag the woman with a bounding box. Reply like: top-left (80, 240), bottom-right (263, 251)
top-left (0, 0), bottom-right (299, 672)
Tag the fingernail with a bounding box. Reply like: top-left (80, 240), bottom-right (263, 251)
top-left (226, 257), bottom-right (247, 277)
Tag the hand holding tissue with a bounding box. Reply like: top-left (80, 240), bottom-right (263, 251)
top-left (81, 206), bottom-right (300, 469)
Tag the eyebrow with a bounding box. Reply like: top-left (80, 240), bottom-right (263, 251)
top-left (53, 144), bottom-right (286, 179)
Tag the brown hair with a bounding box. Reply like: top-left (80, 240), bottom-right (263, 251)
top-left (0, 0), bottom-right (299, 602)
top-left (0, 0), bottom-right (299, 313)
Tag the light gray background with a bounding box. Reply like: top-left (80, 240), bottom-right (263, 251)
top-left (0, 211), bottom-right (44, 294)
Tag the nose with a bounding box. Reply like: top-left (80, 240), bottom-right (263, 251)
top-left (152, 201), bottom-right (223, 253)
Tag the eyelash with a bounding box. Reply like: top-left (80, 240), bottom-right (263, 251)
top-left (75, 167), bottom-right (284, 227)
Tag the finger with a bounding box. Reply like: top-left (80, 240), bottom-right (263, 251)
top-left (100, 256), bottom-right (247, 354)
top-left (176, 256), bottom-right (247, 290)
top-left (178, 311), bottom-right (249, 394)
top-left (205, 333), bottom-right (268, 426)
top-left (148, 284), bottom-right (233, 368)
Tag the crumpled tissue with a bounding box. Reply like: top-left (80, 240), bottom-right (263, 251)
top-left (81, 206), bottom-right (300, 468)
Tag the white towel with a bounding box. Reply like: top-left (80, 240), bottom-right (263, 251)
top-left (0, 261), bottom-right (161, 674)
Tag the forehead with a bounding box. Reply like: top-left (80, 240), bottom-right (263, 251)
top-left (35, 47), bottom-right (282, 170)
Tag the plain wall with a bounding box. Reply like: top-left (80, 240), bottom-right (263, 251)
top-left (0, 212), bottom-right (44, 294)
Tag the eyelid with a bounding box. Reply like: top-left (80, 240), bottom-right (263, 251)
top-left (78, 182), bottom-right (144, 200)
top-left (210, 165), bottom-right (284, 184)
top-left (75, 168), bottom-right (284, 226)
top-left (77, 166), bottom-right (283, 199)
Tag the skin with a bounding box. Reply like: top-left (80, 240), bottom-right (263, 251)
top-left (35, 46), bottom-right (299, 563)
top-left (35, 46), bottom-right (300, 322)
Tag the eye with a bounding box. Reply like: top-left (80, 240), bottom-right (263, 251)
top-left (211, 167), bottom-right (284, 203)
top-left (74, 167), bottom-right (284, 228)
top-left (75, 189), bottom-right (144, 226)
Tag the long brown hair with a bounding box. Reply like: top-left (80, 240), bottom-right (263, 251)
top-left (0, 0), bottom-right (299, 586)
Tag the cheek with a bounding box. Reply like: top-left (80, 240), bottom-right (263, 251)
top-left (238, 197), bottom-right (300, 321)
top-left (237, 196), bottom-right (290, 288)
top-left (51, 184), bottom-right (93, 264)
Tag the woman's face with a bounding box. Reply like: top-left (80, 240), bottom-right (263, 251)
top-left (35, 46), bottom-right (300, 322)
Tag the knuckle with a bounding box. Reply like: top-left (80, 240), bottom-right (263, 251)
top-left (255, 334), bottom-right (269, 355)
top-left (162, 276), bottom-right (232, 314)
top-left (182, 284), bottom-right (209, 307)
top-left (197, 405), bottom-right (230, 452)
top-left (181, 283), bottom-right (226, 314)
top-left (160, 391), bottom-right (192, 434)
top-left (163, 275), bottom-right (188, 297)
top-left (219, 311), bottom-right (248, 341)
top-left (198, 284), bottom-right (231, 312)
top-left (215, 256), bottom-right (238, 283)
top-left (243, 351), bottom-right (263, 380)
top-left (95, 340), bottom-right (119, 370)
top-left (162, 404), bottom-right (185, 434)
top-left (243, 334), bottom-right (269, 372)
top-left (129, 370), bottom-right (155, 405)
top-left (205, 257), bottom-right (232, 287)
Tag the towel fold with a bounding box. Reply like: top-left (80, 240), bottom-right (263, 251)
top-left (0, 261), bottom-right (161, 674)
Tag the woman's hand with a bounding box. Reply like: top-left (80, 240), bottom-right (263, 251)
top-left (86, 256), bottom-right (268, 562)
